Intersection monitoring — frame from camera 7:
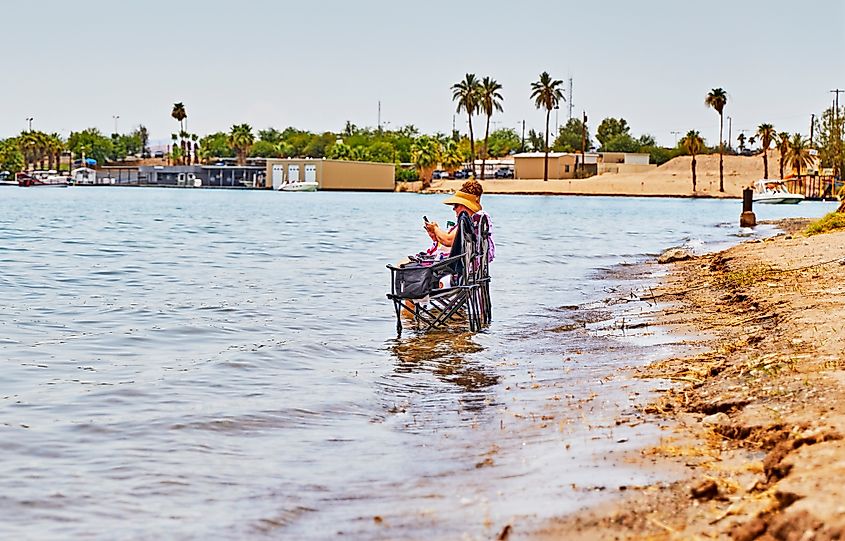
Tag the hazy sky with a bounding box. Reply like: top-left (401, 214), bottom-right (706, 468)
top-left (2, 0), bottom-right (844, 146)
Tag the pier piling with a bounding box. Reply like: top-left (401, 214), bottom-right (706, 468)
top-left (740, 188), bottom-right (756, 227)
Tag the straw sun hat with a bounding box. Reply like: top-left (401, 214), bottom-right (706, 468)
top-left (441, 190), bottom-right (481, 213)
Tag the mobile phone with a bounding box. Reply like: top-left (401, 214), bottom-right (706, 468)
top-left (423, 216), bottom-right (429, 223)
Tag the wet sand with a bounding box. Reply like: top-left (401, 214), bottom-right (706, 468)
top-left (533, 218), bottom-right (845, 540)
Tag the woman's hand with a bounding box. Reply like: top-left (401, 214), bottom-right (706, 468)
top-left (424, 221), bottom-right (439, 242)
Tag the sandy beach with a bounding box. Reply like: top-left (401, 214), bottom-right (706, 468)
top-left (533, 218), bottom-right (845, 540)
top-left (432, 153), bottom-right (784, 198)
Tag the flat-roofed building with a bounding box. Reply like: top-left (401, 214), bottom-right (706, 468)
top-left (265, 158), bottom-right (395, 191)
top-left (513, 152), bottom-right (578, 179)
top-left (598, 152), bottom-right (655, 175)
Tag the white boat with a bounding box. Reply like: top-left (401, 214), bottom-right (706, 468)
top-left (752, 179), bottom-right (804, 204)
top-left (278, 180), bottom-right (318, 192)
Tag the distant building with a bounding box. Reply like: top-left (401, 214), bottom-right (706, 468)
top-left (514, 152), bottom-right (575, 179)
top-left (136, 165), bottom-right (265, 187)
top-left (264, 158), bottom-right (395, 191)
top-left (597, 152), bottom-right (654, 175)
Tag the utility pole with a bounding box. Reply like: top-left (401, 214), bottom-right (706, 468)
top-left (521, 120), bottom-right (525, 153)
top-left (580, 111), bottom-right (587, 175)
top-left (727, 116), bottom-right (732, 152)
top-left (377, 100), bottom-right (381, 131)
top-left (670, 131), bottom-right (680, 146)
top-left (832, 89), bottom-right (844, 180)
top-left (810, 113), bottom-right (815, 146)
top-left (567, 77), bottom-right (574, 121)
top-left (26, 117), bottom-right (33, 131)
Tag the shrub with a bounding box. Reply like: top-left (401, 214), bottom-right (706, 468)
top-left (804, 211), bottom-right (845, 235)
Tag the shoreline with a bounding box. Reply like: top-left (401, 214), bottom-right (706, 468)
top-left (533, 218), bottom-right (845, 540)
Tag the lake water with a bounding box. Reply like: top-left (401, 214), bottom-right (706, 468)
top-left (0, 187), bottom-right (834, 540)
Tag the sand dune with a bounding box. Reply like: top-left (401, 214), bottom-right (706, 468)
top-left (434, 151), bottom-right (783, 198)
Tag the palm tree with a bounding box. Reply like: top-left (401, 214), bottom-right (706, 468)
top-left (441, 140), bottom-right (464, 176)
top-left (786, 134), bottom-right (812, 178)
top-left (45, 133), bottom-right (64, 171)
top-left (756, 123), bottom-right (776, 179)
top-left (478, 76), bottom-right (503, 180)
top-left (705, 88), bottom-right (728, 192)
top-left (680, 130), bottom-right (704, 193)
top-left (171, 102), bottom-right (187, 132)
top-left (411, 135), bottom-right (441, 189)
top-left (228, 124), bottom-right (255, 166)
top-left (776, 131), bottom-right (790, 179)
top-left (737, 133), bottom-right (746, 152)
top-left (451, 74), bottom-right (481, 174)
top-left (530, 72), bottom-right (565, 181)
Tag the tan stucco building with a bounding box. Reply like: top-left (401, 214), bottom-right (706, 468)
top-left (265, 159), bottom-right (395, 191)
top-left (513, 152), bottom-right (579, 179)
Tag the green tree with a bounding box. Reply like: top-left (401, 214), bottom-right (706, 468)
top-left (45, 133), bottom-right (64, 170)
top-left (249, 140), bottom-right (281, 158)
top-left (705, 88), bottom-right (728, 192)
top-left (527, 129), bottom-right (545, 152)
top-left (552, 118), bottom-right (590, 152)
top-left (596, 117), bottom-right (630, 149)
top-left (258, 128), bottom-right (285, 144)
top-left (451, 73), bottom-right (481, 167)
top-left (367, 141), bottom-right (396, 163)
top-left (67, 128), bottom-right (113, 165)
top-left (478, 76), bottom-right (504, 179)
top-left (0, 138), bottom-right (24, 173)
top-left (756, 123), bottom-right (776, 178)
top-left (441, 139), bottom-right (464, 173)
top-left (227, 124), bottom-right (255, 165)
top-left (786, 134), bottom-right (812, 178)
top-left (530, 71), bottom-right (565, 181)
top-left (411, 135), bottom-right (441, 188)
top-left (680, 130), bottom-right (704, 192)
top-left (486, 128), bottom-right (521, 157)
top-left (776, 131), bottom-right (790, 179)
top-left (199, 132), bottom-right (235, 162)
top-left (328, 141), bottom-right (352, 160)
top-left (813, 106), bottom-right (845, 177)
top-left (351, 146), bottom-right (371, 161)
top-left (171, 102), bottom-right (187, 132)
top-left (737, 133), bottom-right (746, 152)
top-left (601, 133), bottom-right (640, 152)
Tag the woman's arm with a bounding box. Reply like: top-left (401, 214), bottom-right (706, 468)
top-left (425, 222), bottom-right (457, 247)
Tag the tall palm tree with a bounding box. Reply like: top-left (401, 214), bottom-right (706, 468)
top-left (680, 130), bottom-right (704, 193)
top-left (451, 74), bottom-right (481, 174)
top-left (228, 124), bottom-right (255, 166)
top-left (171, 102), bottom-right (187, 132)
top-left (776, 131), bottom-right (790, 179)
top-left (411, 135), bottom-right (441, 189)
top-left (478, 76), bottom-right (503, 180)
top-left (756, 123), bottom-right (776, 179)
top-left (786, 134), bottom-right (812, 178)
top-left (530, 72), bottom-right (565, 181)
top-left (705, 88), bottom-right (728, 192)
top-left (737, 133), bottom-right (746, 152)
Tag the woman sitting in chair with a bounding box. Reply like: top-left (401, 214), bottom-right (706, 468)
top-left (424, 180), bottom-right (495, 262)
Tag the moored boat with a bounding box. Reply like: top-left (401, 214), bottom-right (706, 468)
top-left (278, 180), bottom-right (319, 192)
top-left (752, 179), bottom-right (803, 204)
top-left (17, 171), bottom-right (70, 187)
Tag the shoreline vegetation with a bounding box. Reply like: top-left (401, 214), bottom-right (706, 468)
top-left (3, 79), bottom-right (841, 198)
top-left (534, 216), bottom-right (845, 540)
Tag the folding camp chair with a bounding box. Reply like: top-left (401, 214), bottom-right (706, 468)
top-left (387, 212), bottom-right (492, 335)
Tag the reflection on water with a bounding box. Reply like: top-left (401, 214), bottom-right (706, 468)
top-left (0, 188), bottom-right (834, 540)
top-left (390, 331), bottom-right (499, 407)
